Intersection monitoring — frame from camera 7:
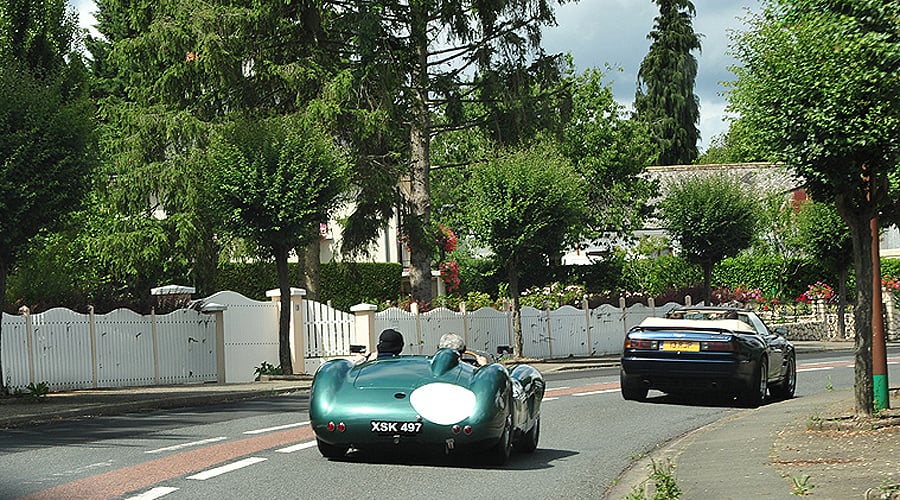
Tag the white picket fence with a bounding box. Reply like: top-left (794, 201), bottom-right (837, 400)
top-left (1, 307), bottom-right (217, 392)
top-left (374, 301), bottom-right (681, 358)
top-left (0, 290), bottom-right (686, 391)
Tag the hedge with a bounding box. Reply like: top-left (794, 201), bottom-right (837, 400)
top-left (214, 261), bottom-right (402, 311)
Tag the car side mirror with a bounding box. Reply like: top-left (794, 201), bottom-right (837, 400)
top-left (773, 327), bottom-right (788, 337)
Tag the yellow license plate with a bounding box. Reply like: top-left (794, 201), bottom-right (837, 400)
top-left (662, 341), bottom-right (700, 352)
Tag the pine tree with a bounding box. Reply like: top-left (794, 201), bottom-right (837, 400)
top-left (635, 0), bottom-right (702, 165)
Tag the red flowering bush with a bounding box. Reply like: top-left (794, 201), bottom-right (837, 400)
top-left (439, 260), bottom-right (460, 292)
top-left (883, 276), bottom-right (900, 292)
top-left (436, 224), bottom-right (457, 253)
top-left (797, 281), bottom-right (834, 304)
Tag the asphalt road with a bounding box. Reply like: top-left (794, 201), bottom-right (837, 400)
top-left (0, 348), bottom-right (891, 500)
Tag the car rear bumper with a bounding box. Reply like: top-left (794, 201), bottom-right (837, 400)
top-left (621, 355), bottom-right (755, 393)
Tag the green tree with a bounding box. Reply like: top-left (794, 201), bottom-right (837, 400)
top-left (342, 0), bottom-right (568, 307)
top-left (466, 143), bottom-right (588, 357)
top-left (86, 0), bottom-right (340, 304)
top-left (210, 114), bottom-right (349, 373)
top-left (560, 68), bottom-right (658, 242)
top-left (0, 0), bottom-right (95, 395)
top-left (728, 0), bottom-right (900, 416)
top-left (792, 200), bottom-right (852, 338)
top-left (635, 0), bottom-right (702, 165)
top-left (659, 175), bottom-right (758, 304)
top-left (696, 119), bottom-right (770, 165)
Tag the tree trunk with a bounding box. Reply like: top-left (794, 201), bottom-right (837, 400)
top-left (842, 207), bottom-right (874, 416)
top-left (406, 4), bottom-right (433, 307)
top-left (509, 259), bottom-right (524, 358)
top-left (702, 261), bottom-right (712, 305)
top-left (838, 267), bottom-right (849, 339)
top-left (0, 260), bottom-right (7, 396)
top-left (274, 245), bottom-right (294, 374)
top-left (304, 238), bottom-right (321, 302)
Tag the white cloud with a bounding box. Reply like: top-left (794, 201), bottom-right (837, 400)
top-left (544, 0), bottom-right (761, 151)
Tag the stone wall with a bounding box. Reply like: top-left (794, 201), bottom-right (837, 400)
top-left (778, 314), bottom-right (856, 342)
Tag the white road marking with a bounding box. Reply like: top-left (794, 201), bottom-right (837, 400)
top-left (187, 457), bottom-right (267, 481)
top-left (542, 397), bottom-right (559, 401)
top-left (276, 441), bottom-right (318, 453)
top-left (243, 421), bottom-right (309, 435)
top-left (551, 386), bottom-right (570, 391)
top-left (145, 437), bottom-right (228, 454)
top-left (53, 460), bottom-right (114, 477)
top-left (125, 486), bottom-right (179, 500)
top-left (798, 367), bottom-right (835, 372)
top-left (573, 389), bottom-right (619, 396)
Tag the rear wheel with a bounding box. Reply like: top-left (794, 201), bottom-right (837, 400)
top-left (770, 355), bottom-right (796, 400)
top-left (740, 357), bottom-right (768, 408)
top-left (620, 370), bottom-right (648, 401)
top-left (514, 417), bottom-right (540, 453)
top-left (316, 438), bottom-right (348, 459)
top-left (488, 414), bottom-right (513, 465)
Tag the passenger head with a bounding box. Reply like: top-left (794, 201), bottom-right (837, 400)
top-left (376, 329), bottom-right (404, 358)
top-left (438, 333), bottom-right (466, 354)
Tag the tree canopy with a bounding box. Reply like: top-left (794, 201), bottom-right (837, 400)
top-left (0, 0), bottom-right (95, 395)
top-left (466, 143), bottom-right (588, 357)
top-left (635, 0), bottom-right (702, 165)
top-left (659, 174), bottom-right (758, 303)
top-left (210, 113), bottom-right (349, 372)
top-left (560, 68), bottom-right (658, 242)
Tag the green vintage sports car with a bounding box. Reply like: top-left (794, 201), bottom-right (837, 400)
top-left (309, 348), bottom-right (545, 465)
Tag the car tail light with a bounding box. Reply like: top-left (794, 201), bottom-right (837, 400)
top-left (463, 425), bottom-right (473, 435)
top-left (452, 425), bottom-right (461, 434)
top-left (326, 421), bottom-right (346, 432)
top-left (624, 338), bottom-right (658, 350)
top-left (701, 341), bottom-right (734, 352)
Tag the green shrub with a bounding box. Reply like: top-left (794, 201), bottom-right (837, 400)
top-left (212, 261), bottom-right (401, 311)
top-left (319, 262), bottom-right (402, 311)
top-left (712, 253), bottom-right (831, 301)
top-left (622, 254), bottom-right (701, 296)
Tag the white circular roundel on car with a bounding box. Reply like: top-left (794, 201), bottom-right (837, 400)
top-left (409, 383), bottom-right (476, 425)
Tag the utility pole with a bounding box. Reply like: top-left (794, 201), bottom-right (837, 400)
top-left (871, 216), bottom-right (890, 411)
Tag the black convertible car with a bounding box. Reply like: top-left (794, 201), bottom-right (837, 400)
top-left (620, 306), bottom-right (796, 406)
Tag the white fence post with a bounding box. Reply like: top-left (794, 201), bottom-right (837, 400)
top-left (151, 308), bottom-right (161, 385)
top-left (545, 302), bottom-right (553, 359)
top-left (22, 306), bottom-right (35, 386)
top-left (200, 302), bottom-right (228, 383)
top-left (266, 287), bottom-right (307, 374)
top-left (351, 304), bottom-right (378, 353)
top-left (619, 297), bottom-right (627, 338)
top-left (89, 305), bottom-right (98, 388)
top-left (460, 302), bottom-right (470, 347)
top-left (410, 302), bottom-right (422, 354)
top-left (583, 297), bottom-right (592, 356)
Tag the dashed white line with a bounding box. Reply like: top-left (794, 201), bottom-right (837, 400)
top-left (187, 457), bottom-right (267, 481)
top-left (243, 421), bottom-right (309, 435)
top-left (798, 367), bottom-right (835, 372)
top-left (146, 437), bottom-right (228, 454)
top-left (573, 389), bottom-right (620, 396)
top-left (125, 486), bottom-right (179, 500)
top-left (542, 397), bottom-right (560, 401)
top-left (276, 441), bottom-right (318, 453)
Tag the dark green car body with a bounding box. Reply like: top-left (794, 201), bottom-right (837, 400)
top-left (309, 348), bottom-right (544, 464)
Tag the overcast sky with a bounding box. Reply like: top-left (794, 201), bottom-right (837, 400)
top-left (70, 0), bottom-right (760, 150)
